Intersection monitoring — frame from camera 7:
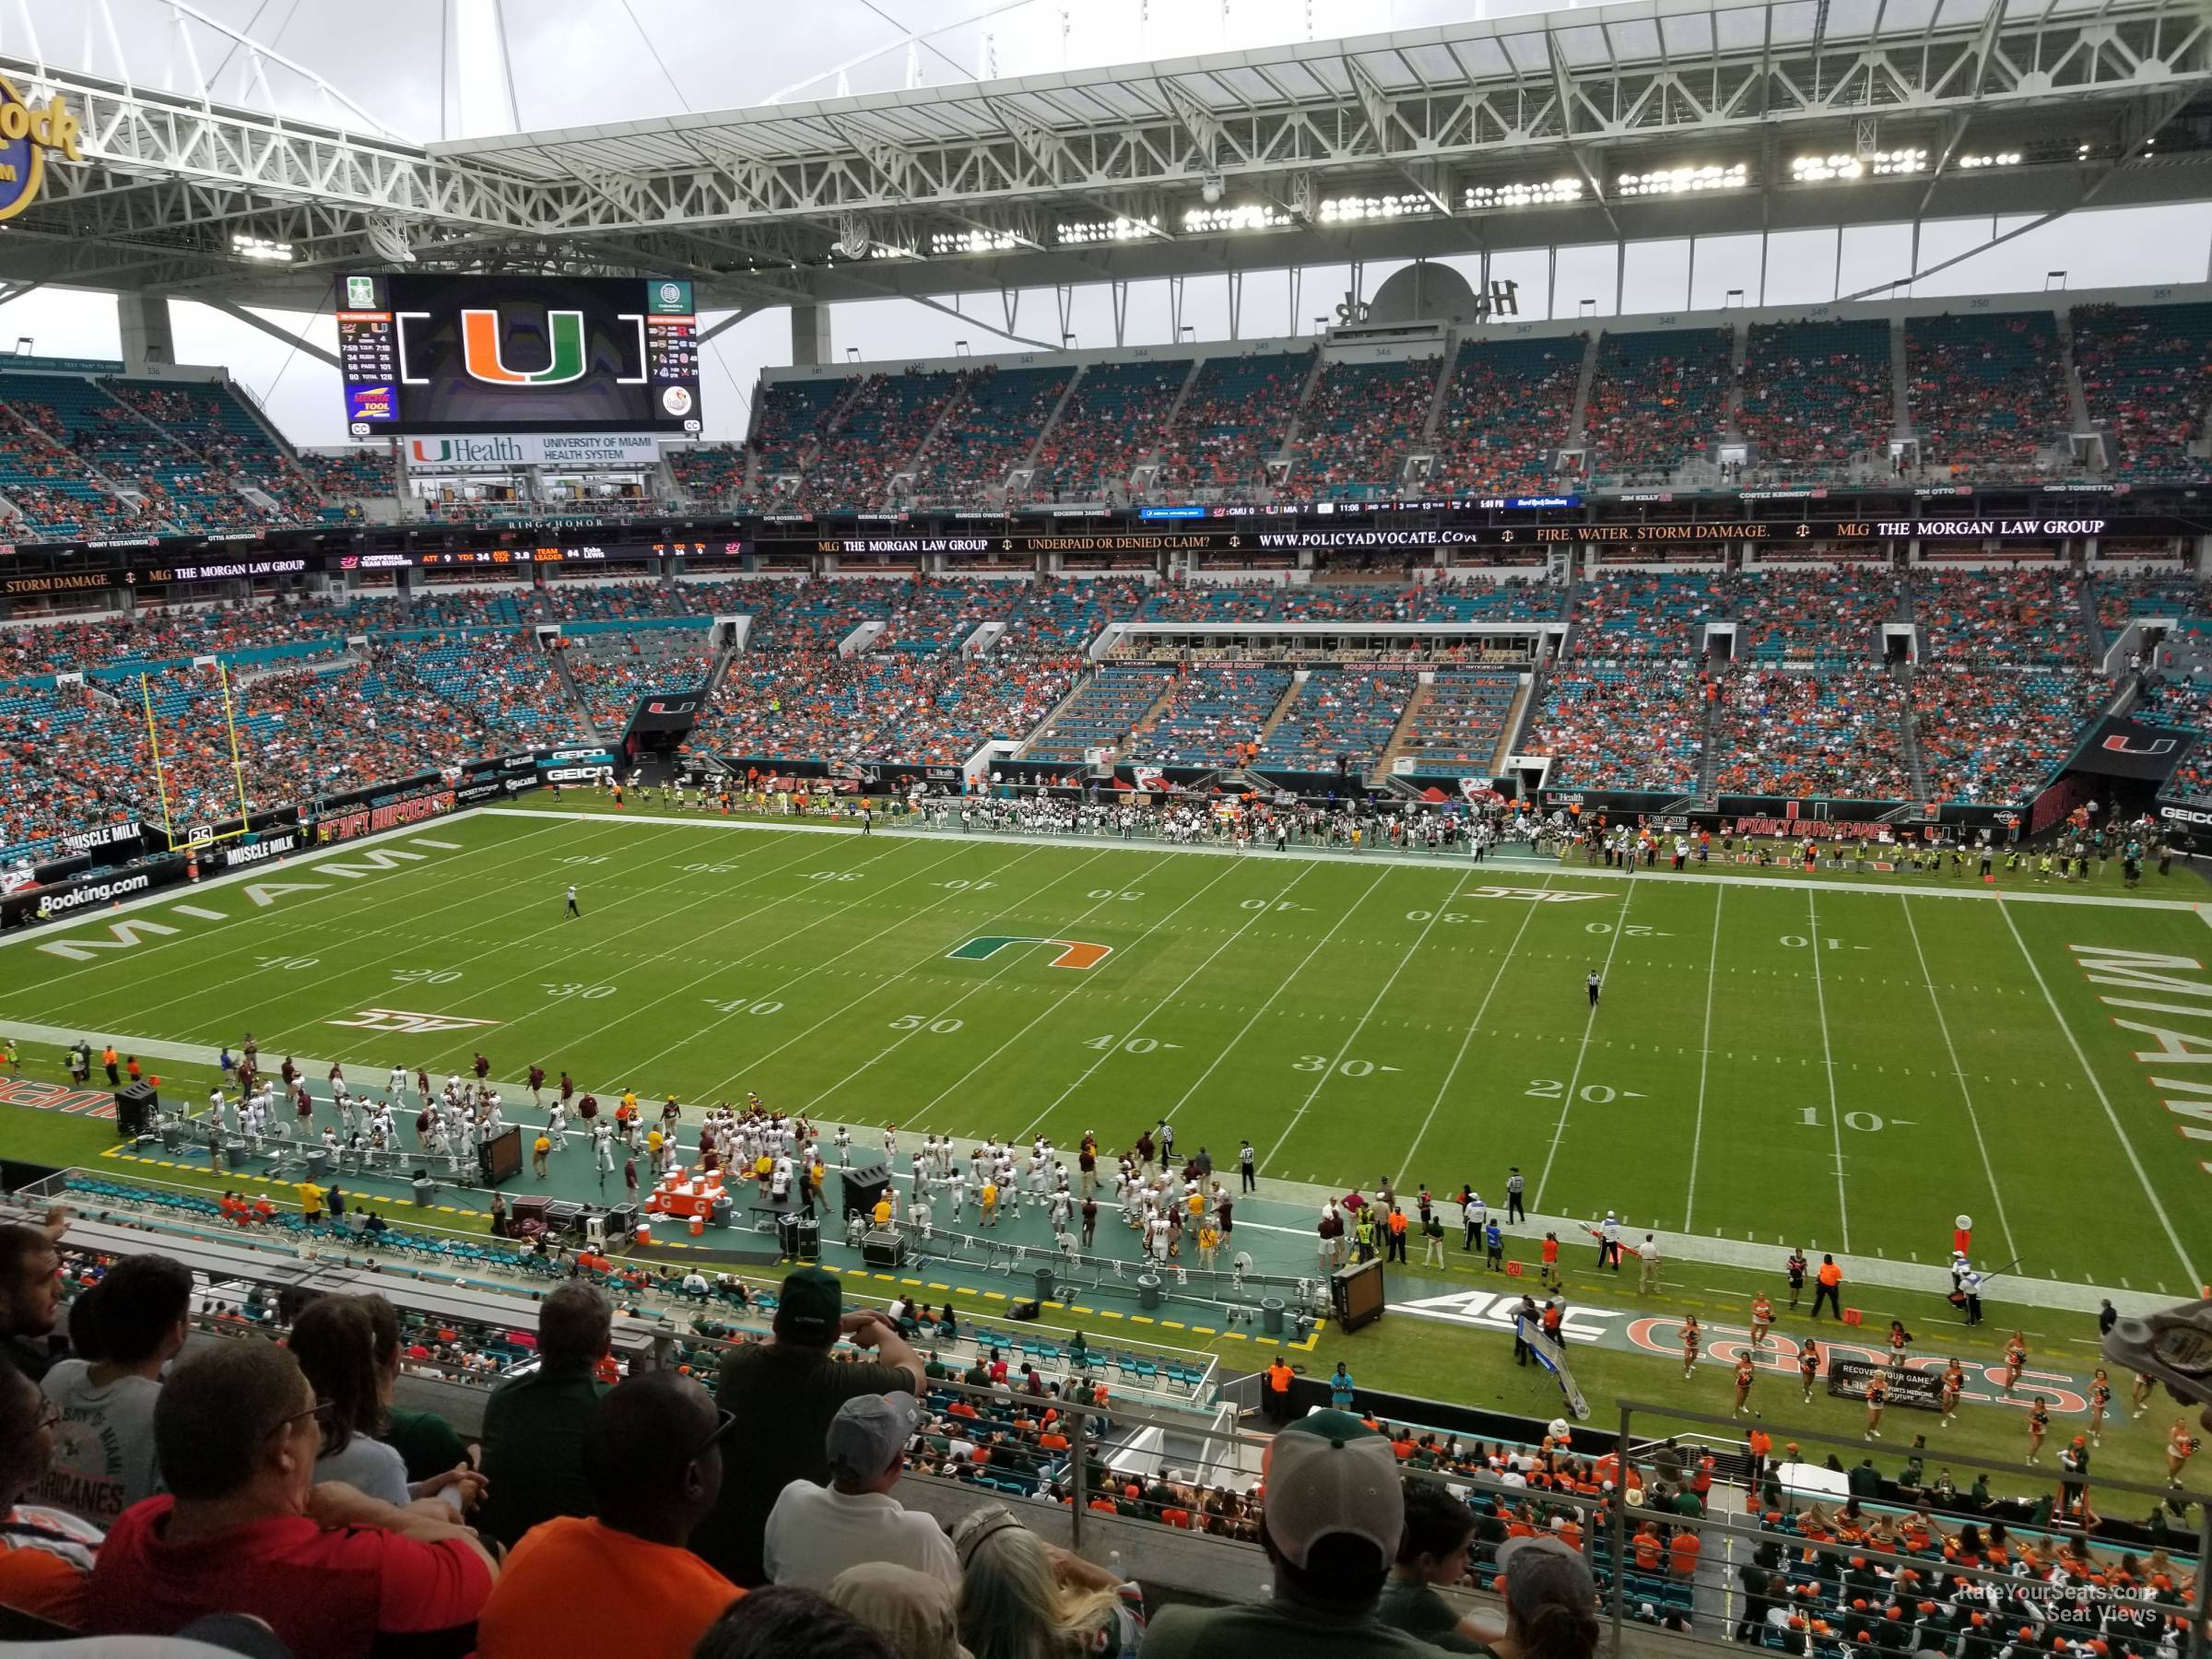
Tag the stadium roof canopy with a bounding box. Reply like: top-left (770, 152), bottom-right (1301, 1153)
top-left (0, 0), bottom-right (2207, 317)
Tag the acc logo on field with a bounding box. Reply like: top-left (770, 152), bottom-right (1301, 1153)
top-left (0, 74), bottom-right (84, 223)
top-left (327, 1008), bottom-right (501, 1035)
top-left (947, 935), bottom-right (1113, 971)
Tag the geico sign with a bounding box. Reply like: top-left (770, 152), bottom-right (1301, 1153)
top-left (547, 747), bottom-right (610, 764)
top-left (544, 766), bottom-right (604, 783)
top-left (2161, 805), bottom-right (2212, 827)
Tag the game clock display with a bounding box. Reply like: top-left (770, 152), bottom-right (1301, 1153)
top-left (338, 273), bottom-right (703, 437)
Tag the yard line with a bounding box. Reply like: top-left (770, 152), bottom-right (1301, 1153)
top-left (1012, 860), bottom-right (1313, 1141)
top-left (805, 852), bottom-right (1144, 1112)
top-left (253, 830), bottom-right (884, 1053)
top-left (1994, 895), bottom-right (2202, 1288)
top-left (1265, 873), bottom-right (1457, 1173)
top-left (1681, 884), bottom-right (1724, 1233)
top-left (512, 838), bottom-right (1006, 1093)
top-left (924, 858), bottom-right (1302, 1130)
top-left (1899, 894), bottom-right (2017, 1265)
top-left (1162, 866), bottom-right (1394, 1135)
top-left (1531, 874), bottom-right (1636, 1212)
top-left (17, 816), bottom-right (604, 1003)
top-left (1397, 874), bottom-right (1553, 1182)
top-left (1805, 891), bottom-right (1853, 1251)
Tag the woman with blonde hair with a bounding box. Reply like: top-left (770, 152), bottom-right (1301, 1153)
top-left (949, 1507), bottom-right (1143, 1659)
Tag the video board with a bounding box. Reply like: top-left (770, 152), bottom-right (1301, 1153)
top-left (337, 273), bottom-right (701, 438)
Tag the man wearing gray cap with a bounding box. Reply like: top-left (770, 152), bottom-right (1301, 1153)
top-left (762, 1390), bottom-right (959, 1593)
top-left (1138, 1409), bottom-right (1441, 1658)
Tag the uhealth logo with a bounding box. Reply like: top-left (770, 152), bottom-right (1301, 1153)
top-left (459, 308), bottom-right (588, 385)
top-left (947, 935), bottom-right (1113, 971)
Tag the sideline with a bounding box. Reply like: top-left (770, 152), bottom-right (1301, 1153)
top-left (482, 806), bottom-right (2212, 913)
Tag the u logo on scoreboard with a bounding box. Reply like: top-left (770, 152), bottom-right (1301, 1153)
top-left (458, 309), bottom-right (589, 386)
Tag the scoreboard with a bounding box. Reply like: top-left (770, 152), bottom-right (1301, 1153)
top-left (337, 273), bottom-right (702, 438)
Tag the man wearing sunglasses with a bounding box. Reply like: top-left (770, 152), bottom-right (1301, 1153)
top-left (477, 1371), bottom-right (741, 1659)
top-left (84, 1339), bottom-right (498, 1658)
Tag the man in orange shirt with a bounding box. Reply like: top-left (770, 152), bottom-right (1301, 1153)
top-left (1812, 1254), bottom-right (1843, 1321)
top-left (1540, 1231), bottom-right (1561, 1292)
top-left (1385, 1206), bottom-right (1409, 1264)
top-left (1265, 1355), bottom-right (1297, 1425)
top-left (476, 1370), bottom-right (740, 1659)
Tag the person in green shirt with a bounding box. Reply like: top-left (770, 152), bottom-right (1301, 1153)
top-left (356, 1293), bottom-right (472, 1484)
top-left (1138, 1410), bottom-right (1447, 1659)
top-left (1379, 1478), bottom-right (1500, 1654)
top-left (477, 1280), bottom-right (612, 1547)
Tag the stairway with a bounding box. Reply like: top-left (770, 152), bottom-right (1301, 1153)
top-left (1889, 318), bottom-right (1912, 440)
top-left (1271, 347), bottom-right (1333, 466)
top-left (2055, 307), bottom-right (2095, 434)
top-left (1250, 672), bottom-right (1310, 758)
top-left (1368, 676), bottom-right (1436, 786)
top-left (1419, 332), bottom-right (1461, 443)
top-left (1024, 366), bottom-right (1084, 469)
top-left (1132, 357), bottom-right (1208, 488)
top-left (1693, 677), bottom-right (1724, 798)
top-left (1490, 674), bottom-right (1536, 773)
top-left (2, 406), bottom-right (177, 535)
top-left (547, 646), bottom-right (601, 742)
top-left (1895, 663), bottom-right (1933, 803)
top-left (1565, 333), bottom-right (1602, 443)
top-left (1120, 670), bottom-right (1197, 759)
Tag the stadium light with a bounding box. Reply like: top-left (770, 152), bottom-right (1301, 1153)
top-left (1316, 192), bottom-right (1435, 224)
top-left (1181, 203), bottom-right (1291, 234)
top-left (1616, 163), bottom-right (1747, 197)
top-left (1056, 216), bottom-right (1159, 245)
top-left (230, 234), bottom-right (295, 262)
top-left (929, 229), bottom-right (1022, 256)
top-left (1462, 179), bottom-right (1583, 210)
top-left (1956, 151), bottom-right (2023, 170)
top-left (1790, 149), bottom-right (1927, 182)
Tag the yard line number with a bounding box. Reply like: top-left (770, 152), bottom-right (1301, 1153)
top-left (1801, 1106), bottom-right (1887, 1132)
top-left (890, 1014), bottom-right (964, 1034)
top-left (703, 996), bottom-right (782, 1017)
top-left (1292, 1054), bottom-right (1401, 1077)
top-left (1527, 1077), bottom-right (1642, 1103)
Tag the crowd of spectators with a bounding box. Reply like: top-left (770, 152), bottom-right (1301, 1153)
top-left (1571, 571), bottom-right (1729, 658)
top-left (1904, 312), bottom-right (2068, 473)
top-left (1709, 666), bottom-right (1912, 800)
top-left (1430, 335), bottom-right (1583, 498)
top-left (1022, 359), bottom-right (1192, 502)
top-left (1908, 569), bottom-right (2088, 665)
top-left (564, 631), bottom-right (719, 735)
top-left (1912, 665), bottom-right (2105, 803)
top-left (1254, 669), bottom-right (1416, 775)
top-left (2071, 302), bottom-right (2212, 483)
top-left (1737, 319), bottom-right (1893, 470)
top-left (1582, 328), bottom-right (1733, 477)
top-left (1127, 665), bottom-right (1295, 768)
top-left (296, 449), bottom-right (397, 501)
top-left (1735, 569), bottom-right (1900, 661)
top-left (1148, 350), bottom-right (1311, 497)
top-left (798, 371), bottom-right (962, 513)
top-left (1018, 665), bottom-right (1172, 763)
top-left (668, 445), bottom-right (752, 509)
top-left (2093, 571), bottom-right (2210, 638)
top-left (1523, 665), bottom-right (1706, 793)
top-left (908, 366), bottom-right (1073, 506)
top-left (2135, 675), bottom-right (2212, 800)
top-left (1288, 358), bottom-right (1438, 498)
top-left (1394, 669), bottom-right (1523, 779)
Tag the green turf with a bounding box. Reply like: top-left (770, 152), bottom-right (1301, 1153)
top-left (5, 806), bottom-right (2209, 1294)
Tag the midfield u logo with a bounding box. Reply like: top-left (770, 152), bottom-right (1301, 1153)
top-left (947, 935), bottom-right (1113, 971)
top-left (458, 309), bottom-right (588, 385)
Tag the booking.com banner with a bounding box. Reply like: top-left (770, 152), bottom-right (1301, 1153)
top-left (402, 433), bottom-right (664, 472)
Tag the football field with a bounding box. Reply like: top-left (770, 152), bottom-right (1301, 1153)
top-left (6, 805), bottom-right (2209, 1295)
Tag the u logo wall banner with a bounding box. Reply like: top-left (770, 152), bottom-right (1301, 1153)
top-left (0, 74), bottom-right (84, 222)
top-left (947, 935), bottom-right (1114, 971)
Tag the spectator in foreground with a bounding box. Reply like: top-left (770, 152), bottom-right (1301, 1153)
top-left (695, 1583), bottom-right (897, 1659)
top-left (1137, 1408), bottom-right (1436, 1658)
top-left (37, 1252), bottom-right (192, 1526)
top-left (1484, 1535), bottom-right (1601, 1659)
top-left (951, 1504), bottom-right (1143, 1659)
top-left (0, 1222), bottom-right (65, 1382)
top-left (829, 1562), bottom-right (969, 1659)
top-left (0, 1351), bottom-right (103, 1631)
top-left (476, 1370), bottom-right (741, 1659)
top-left (288, 1295), bottom-right (483, 1515)
top-left (765, 1391), bottom-right (958, 1590)
top-left (1380, 1477), bottom-right (1495, 1653)
top-left (694, 1267), bottom-right (924, 1588)
top-left (85, 1338), bottom-right (496, 1657)
top-left (354, 1292), bottom-right (473, 1483)
top-left (477, 1280), bottom-right (611, 1547)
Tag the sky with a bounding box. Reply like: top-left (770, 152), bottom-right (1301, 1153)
top-left (2, 0), bottom-right (2207, 449)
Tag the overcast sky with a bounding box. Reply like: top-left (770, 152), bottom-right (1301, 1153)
top-left (3, 0), bottom-right (2208, 449)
